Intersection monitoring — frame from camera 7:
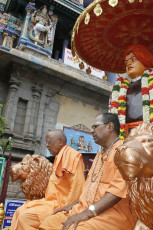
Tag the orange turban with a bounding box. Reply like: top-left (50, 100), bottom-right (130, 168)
top-left (123, 44), bottom-right (153, 68)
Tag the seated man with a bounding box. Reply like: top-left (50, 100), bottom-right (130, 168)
top-left (39, 113), bottom-right (137, 230)
top-left (10, 129), bottom-right (85, 230)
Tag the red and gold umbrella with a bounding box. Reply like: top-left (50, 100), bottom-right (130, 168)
top-left (71, 0), bottom-right (153, 73)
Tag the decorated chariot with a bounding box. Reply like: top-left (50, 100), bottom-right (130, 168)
top-left (71, 0), bottom-right (153, 229)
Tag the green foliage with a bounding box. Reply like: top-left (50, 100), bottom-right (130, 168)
top-left (0, 115), bottom-right (7, 137)
top-left (0, 104), bottom-right (7, 137)
top-left (0, 139), bottom-right (14, 152)
top-left (0, 104), bottom-right (13, 152)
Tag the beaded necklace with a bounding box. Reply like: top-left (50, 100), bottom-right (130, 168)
top-left (86, 137), bottom-right (119, 207)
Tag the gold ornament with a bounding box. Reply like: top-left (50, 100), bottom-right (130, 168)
top-left (128, 0), bottom-right (135, 3)
top-left (93, 4), bottom-right (103, 17)
top-left (73, 56), bottom-right (79, 64)
top-left (86, 67), bottom-right (91, 75)
top-left (79, 62), bottom-right (85, 70)
top-left (71, 49), bottom-right (75, 57)
top-left (108, 0), bottom-right (118, 7)
top-left (76, 24), bottom-right (79, 33)
top-left (102, 74), bottom-right (108, 81)
top-left (0, 203), bottom-right (5, 228)
top-left (139, 0), bottom-right (142, 2)
top-left (84, 13), bottom-right (90, 25)
top-left (71, 31), bottom-right (75, 43)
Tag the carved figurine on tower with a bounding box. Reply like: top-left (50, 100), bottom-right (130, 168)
top-left (71, 0), bottom-right (153, 139)
top-left (30, 5), bottom-right (53, 46)
top-left (18, 2), bottom-right (58, 59)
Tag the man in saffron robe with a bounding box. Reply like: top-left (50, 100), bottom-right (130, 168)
top-left (10, 129), bottom-right (85, 230)
top-left (39, 113), bottom-right (137, 230)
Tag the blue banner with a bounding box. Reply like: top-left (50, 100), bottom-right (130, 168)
top-left (2, 199), bottom-right (26, 228)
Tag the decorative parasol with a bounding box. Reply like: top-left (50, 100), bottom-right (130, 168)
top-left (71, 0), bottom-right (153, 73)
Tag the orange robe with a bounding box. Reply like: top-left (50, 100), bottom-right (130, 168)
top-left (10, 145), bottom-right (85, 230)
top-left (39, 140), bottom-right (137, 230)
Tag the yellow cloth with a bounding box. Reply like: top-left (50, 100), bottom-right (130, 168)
top-left (39, 140), bottom-right (137, 230)
top-left (10, 145), bottom-right (85, 230)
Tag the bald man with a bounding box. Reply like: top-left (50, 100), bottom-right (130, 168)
top-left (10, 129), bottom-right (85, 230)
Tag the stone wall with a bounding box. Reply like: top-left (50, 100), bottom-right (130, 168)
top-left (0, 47), bottom-right (113, 200)
top-left (0, 49), bottom-right (112, 160)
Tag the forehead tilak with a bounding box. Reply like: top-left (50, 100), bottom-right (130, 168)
top-left (92, 120), bottom-right (104, 126)
top-left (125, 54), bottom-right (137, 62)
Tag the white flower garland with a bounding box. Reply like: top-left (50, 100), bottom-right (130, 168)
top-left (110, 69), bottom-right (153, 138)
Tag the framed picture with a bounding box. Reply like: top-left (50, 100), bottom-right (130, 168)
top-left (63, 127), bottom-right (100, 154)
top-left (45, 148), bottom-right (52, 157)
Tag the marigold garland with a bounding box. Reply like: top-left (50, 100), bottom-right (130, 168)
top-left (117, 78), bottom-right (130, 139)
top-left (141, 72), bottom-right (150, 123)
top-left (110, 69), bottom-right (153, 139)
top-left (109, 76), bottom-right (123, 115)
top-left (148, 74), bottom-right (153, 123)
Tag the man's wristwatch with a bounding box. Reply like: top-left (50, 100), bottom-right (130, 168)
top-left (88, 205), bottom-right (97, 217)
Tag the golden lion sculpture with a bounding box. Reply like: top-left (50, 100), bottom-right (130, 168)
top-left (10, 154), bottom-right (53, 200)
top-left (114, 123), bottom-right (153, 230)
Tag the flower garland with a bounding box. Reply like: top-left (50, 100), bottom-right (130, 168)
top-left (110, 69), bottom-right (153, 139)
top-left (141, 71), bottom-right (150, 123)
top-left (118, 78), bottom-right (131, 139)
top-left (148, 73), bottom-right (153, 122)
top-left (109, 75), bottom-right (124, 115)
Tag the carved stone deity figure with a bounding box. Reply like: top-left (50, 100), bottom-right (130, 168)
top-left (114, 123), bottom-right (153, 230)
top-left (29, 5), bottom-right (53, 46)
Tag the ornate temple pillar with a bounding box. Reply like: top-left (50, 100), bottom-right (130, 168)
top-left (62, 39), bottom-right (69, 61)
top-left (4, 78), bottom-right (21, 132)
top-left (37, 89), bottom-right (57, 155)
top-left (50, 15), bottom-right (58, 54)
top-left (21, 2), bottom-right (35, 38)
top-left (35, 91), bottom-right (46, 143)
top-left (0, 13), bottom-right (22, 50)
top-left (0, 0), bottom-right (8, 12)
top-left (27, 85), bottom-right (42, 138)
top-left (55, 50), bottom-right (60, 60)
top-left (2, 33), bottom-right (8, 47)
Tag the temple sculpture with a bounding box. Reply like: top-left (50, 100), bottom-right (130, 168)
top-left (0, 12), bottom-right (22, 50)
top-left (114, 123), bottom-right (153, 230)
top-left (18, 2), bottom-right (58, 59)
top-left (30, 5), bottom-right (53, 47)
top-left (11, 154), bottom-right (53, 200)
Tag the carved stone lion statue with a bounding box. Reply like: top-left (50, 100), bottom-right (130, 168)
top-left (10, 154), bottom-right (53, 200)
top-left (114, 123), bottom-right (153, 230)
